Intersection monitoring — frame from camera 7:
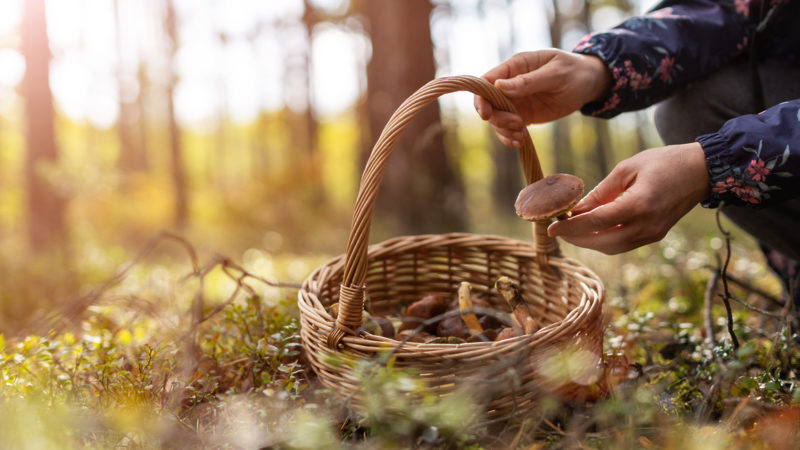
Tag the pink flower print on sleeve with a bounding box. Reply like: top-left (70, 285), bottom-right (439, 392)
top-left (574, 34), bottom-right (594, 52)
top-left (658, 56), bottom-right (675, 83)
top-left (747, 158), bottom-right (770, 182)
top-left (732, 185), bottom-right (761, 203)
top-left (712, 176), bottom-right (741, 194)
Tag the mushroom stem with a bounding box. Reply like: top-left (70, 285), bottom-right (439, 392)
top-left (495, 276), bottom-right (537, 334)
top-left (458, 282), bottom-right (483, 334)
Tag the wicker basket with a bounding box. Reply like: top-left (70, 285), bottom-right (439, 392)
top-left (298, 75), bottom-right (605, 421)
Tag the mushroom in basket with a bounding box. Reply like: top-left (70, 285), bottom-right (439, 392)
top-left (494, 276), bottom-right (537, 340)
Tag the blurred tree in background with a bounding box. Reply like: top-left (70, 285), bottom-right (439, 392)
top-left (21, 0), bottom-right (65, 253)
top-left (361, 0), bottom-right (466, 234)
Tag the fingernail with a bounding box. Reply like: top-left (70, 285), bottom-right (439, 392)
top-left (495, 78), bottom-right (512, 89)
top-left (511, 140), bottom-right (521, 148)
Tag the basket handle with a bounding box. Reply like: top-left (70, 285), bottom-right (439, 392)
top-left (327, 75), bottom-right (551, 349)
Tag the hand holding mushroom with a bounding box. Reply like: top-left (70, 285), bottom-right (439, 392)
top-left (547, 144), bottom-right (709, 255)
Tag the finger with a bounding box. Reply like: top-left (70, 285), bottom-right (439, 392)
top-left (494, 130), bottom-right (521, 148)
top-left (473, 95), bottom-right (493, 120)
top-left (483, 50), bottom-right (558, 84)
top-left (548, 192), bottom-right (638, 237)
top-left (571, 164), bottom-right (635, 215)
top-left (486, 110), bottom-right (525, 132)
top-left (493, 127), bottom-right (525, 145)
top-left (482, 53), bottom-right (530, 84)
top-left (558, 225), bottom-right (643, 255)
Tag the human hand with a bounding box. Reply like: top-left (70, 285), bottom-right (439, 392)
top-left (547, 143), bottom-right (711, 255)
top-left (474, 49), bottom-right (611, 148)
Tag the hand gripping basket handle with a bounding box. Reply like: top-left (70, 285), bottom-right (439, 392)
top-left (327, 75), bottom-right (551, 349)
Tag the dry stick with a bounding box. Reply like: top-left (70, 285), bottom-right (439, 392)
top-left (724, 397), bottom-right (751, 428)
top-left (729, 294), bottom-right (783, 318)
top-left (696, 375), bottom-right (723, 422)
top-left (715, 207), bottom-right (740, 350)
top-left (52, 231), bottom-right (201, 329)
top-left (786, 275), bottom-right (798, 337)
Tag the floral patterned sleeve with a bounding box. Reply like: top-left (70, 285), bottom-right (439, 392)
top-left (697, 100), bottom-right (800, 207)
top-left (572, 0), bottom-right (758, 118)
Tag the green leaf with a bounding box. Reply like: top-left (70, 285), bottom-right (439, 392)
top-left (780, 145), bottom-right (790, 166)
top-left (738, 376), bottom-right (758, 390)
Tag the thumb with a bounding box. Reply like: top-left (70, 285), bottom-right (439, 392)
top-left (572, 165), bottom-right (634, 215)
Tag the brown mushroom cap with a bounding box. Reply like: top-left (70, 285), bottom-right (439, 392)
top-left (514, 173), bottom-right (584, 221)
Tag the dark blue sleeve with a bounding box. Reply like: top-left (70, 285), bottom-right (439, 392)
top-left (572, 0), bottom-right (758, 118)
top-left (698, 100), bottom-right (800, 207)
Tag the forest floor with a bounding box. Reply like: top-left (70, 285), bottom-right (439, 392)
top-left (1, 209), bottom-right (799, 449)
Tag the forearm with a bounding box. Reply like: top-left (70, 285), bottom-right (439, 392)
top-left (573, 0), bottom-right (759, 118)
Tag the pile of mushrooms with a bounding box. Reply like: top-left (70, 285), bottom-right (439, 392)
top-left (327, 277), bottom-right (542, 343)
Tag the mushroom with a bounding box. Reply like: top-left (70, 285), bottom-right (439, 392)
top-left (514, 173), bottom-right (584, 222)
top-left (467, 328), bottom-right (498, 342)
top-left (437, 315), bottom-right (470, 338)
top-left (399, 294), bottom-right (449, 333)
top-left (494, 276), bottom-right (538, 335)
top-left (457, 282), bottom-right (483, 335)
top-left (357, 310), bottom-right (384, 336)
top-left (495, 327), bottom-right (520, 341)
top-left (373, 315), bottom-right (396, 339)
top-left (396, 329), bottom-right (435, 343)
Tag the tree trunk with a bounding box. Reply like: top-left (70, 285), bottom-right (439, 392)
top-left (136, 63), bottom-right (150, 170)
top-left (582, 0), bottom-right (611, 183)
top-left (164, 0), bottom-right (188, 229)
top-left (588, 119), bottom-right (612, 184)
top-left (361, 0), bottom-right (466, 234)
top-left (114, 0), bottom-right (148, 172)
top-left (21, 0), bottom-right (66, 252)
top-left (300, 0), bottom-right (324, 204)
top-left (548, 0), bottom-right (575, 175)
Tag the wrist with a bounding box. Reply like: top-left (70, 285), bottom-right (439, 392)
top-left (676, 142), bottom-right (711, 203)
top-left (579, 54), bottom-right (612, 103)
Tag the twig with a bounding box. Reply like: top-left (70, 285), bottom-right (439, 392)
top-left (695, 375), bottom-right (722, 422)
top-left (723, 397), bottom-right (751, 428)
top-left (715, 207), bottom-right (740, 350)
top-left (728, 294), bottom-right (783, 318)
top-left (543, 418), bottom-right (566, 436)
top-left (787, 275), bottom-right (798, 338)
top-left (507, 421), bottom-right (528, 449)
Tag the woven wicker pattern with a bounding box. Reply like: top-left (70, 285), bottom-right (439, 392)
top-left (298, 75), bottom-right (605, 421)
